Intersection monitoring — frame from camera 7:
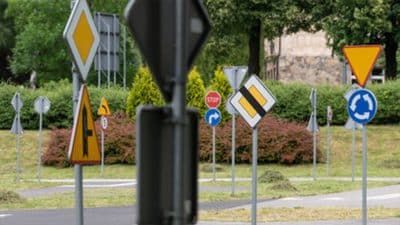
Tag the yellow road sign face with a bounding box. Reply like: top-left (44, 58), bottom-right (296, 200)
top-left (230, 75), bottom-right (276, 128)
top-left (97, 97), bottom-right (111, 116)
top-left (63, 0), bottom-right (100, 81)
top-left (73, 12), bottom-right (95, 64)
top-left (68, 85), bottom-right (101, 164)
top-left (342, 45), bottom-right (382, 88)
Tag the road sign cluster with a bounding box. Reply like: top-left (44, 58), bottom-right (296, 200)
top-left (230, 75), bottom-right (276, 128)
top-left (204, 91), bottom-right (222, 127)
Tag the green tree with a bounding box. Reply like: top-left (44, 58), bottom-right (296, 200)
top-left (6, 0), bottom-right (141, 86)
top-left (0, 0), bottom-right (14, 82)
top-left (7, 0), bottom-right (70, 84)
top-left (323, 0), bottom-right (400, 79)
top-left (203, 0), bottom-right (320, 77)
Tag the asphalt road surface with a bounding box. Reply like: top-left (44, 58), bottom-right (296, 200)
top-left (1, 207), bottom-right (399, 225)
top-left (2, 179), bottom-right (399, 225)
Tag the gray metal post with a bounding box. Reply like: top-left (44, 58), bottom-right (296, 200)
top-left (212, 126), bottom-right (216, 182)
top-left (326, 115), bottom-right (330, 176)
top-left (16, 97), bottom-right (21, 182)
top-left (37, 108), bottom-right (43, 182)
top-left (97, 13), bottom-right (101, 88)
top-left (231, 113), bottom-right (235, 195)
top-left (73, 66), bottom-right (83, 225)
top-left (107, 26), bottom-right (110, 88)
top-left (123, 25), bottom-right (126, 90)
top-left (101, 129), bottom-right (104, 176)
top-left (352, 125), bottom-right (356, 182)
top-left (70, 2), bottom-right (83, 224)
top-left (251, 127), bottom-right (258, 225)
top-left (113, 15), bottom-right (117, 87)
top-left (362, 125), bottom-right (367, 225)
top-left (313, 92), bottom-right (317, 181)
top-left (172, 0), bottom-right (185, 224)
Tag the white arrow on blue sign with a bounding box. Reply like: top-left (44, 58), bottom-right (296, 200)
top-left (347, 89), bottom-right (377, 124)
top-left (205, 108), bottom-right (221, 126)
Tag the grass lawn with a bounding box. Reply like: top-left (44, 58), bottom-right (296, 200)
top-left (199, 207), bottom-right (400, 222)
top-left (0, 126), bottom-right (399, 220)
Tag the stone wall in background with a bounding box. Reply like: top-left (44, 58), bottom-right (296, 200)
top-left (278, 56), bottom-right (342, 85)
top-left (264, 31), bottom-right (346, 86)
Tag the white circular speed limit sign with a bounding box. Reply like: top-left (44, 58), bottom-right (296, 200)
top-left (101, 116), bottom-right (108, 130)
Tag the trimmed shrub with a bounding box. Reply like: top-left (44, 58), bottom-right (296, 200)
top-left (186, 67), bottom-right (207, 116)
top-left (199, 115), bottom-right (321, 165)
top-left (42, 111), bottom-right (135, 168)
top-left (0, 190), bottom-right (25, 203)
top-left (207, 66), bottom-right (233, 121)
top-left (0, 80), bottom-right (127, 129)
top-left (43, 112), bottom-right (319, 167)
top-left (258, 170), bottom-right (288, 183)
top-left (126, 66), bottom-right (164, 120)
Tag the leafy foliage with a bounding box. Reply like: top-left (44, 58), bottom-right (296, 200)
top-left (0, 81), bottom-right (127, 129)
top-left (43, 112), bottom-right (135, 168)
top-left (199, 115), bottom-right (320, 165)
top-left (44, 112), bottom-right (319, 167)
top-left (186, 67), bottom-right (207, 115)
top-left (207, 67), bottom-right (232, 121)
top-left (5, 0), bottom-right (141, 86)
top-left (7, 0), bottom-right (70, 83)
top-left (126, 66), bottom-right (164, 120)
top-left (323, 0), bottom-right (400, 78)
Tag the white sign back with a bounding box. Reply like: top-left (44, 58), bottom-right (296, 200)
top-left (34, 96), bottom-right (51, 114)
top-left (223, 66), bottom-right (248, 91)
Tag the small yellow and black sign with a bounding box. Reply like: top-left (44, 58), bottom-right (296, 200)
top-left (230, 75), bottom-right (276, 128)
top-left (97, 97), bottom-right (111, 116)
top-left (68, 85), bottom-right (101, 164)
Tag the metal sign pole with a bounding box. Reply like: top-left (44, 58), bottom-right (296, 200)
top-left (70, 2), bottom-right (83, 224)
top-left (212, 126), bottom-right (216, 181)
top-left (231, 112), bottom-right (235, 195)
top-left (251, 126), bottom-right (258, 225)
top-left (312, 91), bottom-right (317, 181)
top-left (73, 67), bottom-right (83, 225)
top-left (16, 101), bottom-right (21, 182)
top-left (326, 114), bottom-right (330, 177)
top-left (362, 125), bottom-right (367, 225)
top-left (172, 0), bottom-right (185, 224)
top-left (101, 129), bottom-right (105, 176)
top-left (352, 125), bottom-right (356, 182)
top-left (37, 109), bottom-right (43, 182)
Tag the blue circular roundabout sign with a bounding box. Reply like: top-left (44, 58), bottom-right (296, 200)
top-left (347, 89), bottom-right (377, 124)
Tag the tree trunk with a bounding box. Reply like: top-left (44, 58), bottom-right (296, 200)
top-left (248, 19), bottom-right (261, 76)
top-left (384, 32), bottom-right (398, 80)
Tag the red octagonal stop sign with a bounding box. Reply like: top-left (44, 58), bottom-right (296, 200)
top-left (205, 91), bottom-right (221, 108)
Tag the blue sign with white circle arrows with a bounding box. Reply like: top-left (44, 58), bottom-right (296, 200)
top-left (347, 89), bottom-right (377, 124)
top-left (205, 108), bottom-right (221, 126)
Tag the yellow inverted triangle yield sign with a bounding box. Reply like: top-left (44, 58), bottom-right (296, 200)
top-left (342, 45), bottom-right (382, 88)
top-left (68, 85), bottom-right (101, 165)
top-left (97, 97), bottom-right (111, 116)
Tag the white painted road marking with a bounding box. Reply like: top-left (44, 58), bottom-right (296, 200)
top-left (60, 182), bottom-right (136, 188)
top-left (369, 193), bottom-right (400, 200)
top-left (0, 214), bottom-right (12, 218)
top-left (322, 197), bottom-right (344, 201)
top-left (281, 197), bottom-right (303, 201)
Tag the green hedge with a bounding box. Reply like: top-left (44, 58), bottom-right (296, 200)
top-left (0, 80), bottom-right (127, 129)
top-left (268, 80), bottom-right (400, 125)
top-left (1, 78), bottom-right (400, 130)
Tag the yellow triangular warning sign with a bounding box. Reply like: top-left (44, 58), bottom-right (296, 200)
top-left (68, 85), bottom-right (101, 165)
top-left (97, 97), bottom-right (111, 116)
top-left (343, 45), bottom-right (382, 88)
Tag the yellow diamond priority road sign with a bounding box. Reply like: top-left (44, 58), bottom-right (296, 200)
top-left (68, 85), bottom-right (101, 164)
top-left (63, 0), bottom-right (99, 81)
top-left (230, 75), bottom-right (276, 128)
